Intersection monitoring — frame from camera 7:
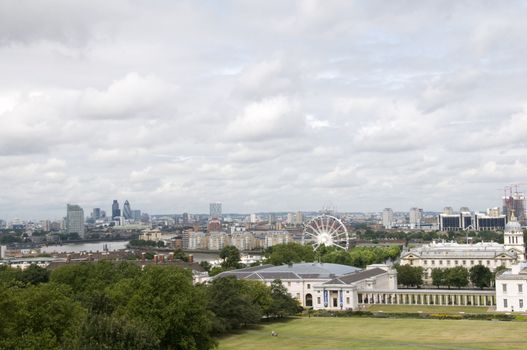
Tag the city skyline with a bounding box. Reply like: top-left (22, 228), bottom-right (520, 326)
top-left (2, 2), bottom-right (527, 219)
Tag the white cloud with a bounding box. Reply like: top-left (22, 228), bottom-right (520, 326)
top-left (1, 1), bottom-right (527, 218)
top-left (225, 96), bottom-right (303, 141)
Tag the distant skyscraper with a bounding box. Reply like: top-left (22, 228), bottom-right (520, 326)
top-left (131, 210), bottom-right (142, 221)
top-left (182, 212), bottom-right (190, 225)
top-left (209, 202), bottom-right (222, 219)
top-left (409, 208), bottom-right (422, 229)
top-left (123, 200), bottom-right (132, 219)
top-left (112, 200), bottom-right (120, 219)
top-left (503, 189), bottom-right (526, 225)
top-left (382, 208), bottom-right (393, 229)
top-left (295, 211), bottom-right (304, 225)
top-left (92, 208), bottom-right (101, 220)
top-left (66, 204), bottom-right (85, 238)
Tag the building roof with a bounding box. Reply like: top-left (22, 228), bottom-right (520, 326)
top-left (215, 263), bottom-right (361, 281)
top-left (323, 268), bottom-right (387, 285)
top-left (401, 241), bottom-right (517, 259)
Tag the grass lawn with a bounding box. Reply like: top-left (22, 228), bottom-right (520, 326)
top-left (218, 317), bottom-right (526, 350)
top-left (366, 304), bottom-right (491, 314)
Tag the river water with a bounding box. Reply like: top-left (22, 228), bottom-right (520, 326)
top-left (40, 241), bottom-right (221, 262)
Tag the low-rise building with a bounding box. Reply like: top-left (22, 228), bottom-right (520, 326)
top-left (215, 263), bottom-right (397, 310)
top-left (401, 215), bottom-right (525, 279)
top-left (495, 262), bottom-right (527, 312)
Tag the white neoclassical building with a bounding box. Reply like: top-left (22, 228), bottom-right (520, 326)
top-left (215, 262), bottom-right (397, 310)
top-left (495, 261), bottom-right (527, 312)
top-left (401, 214), bottom-right (525, 279)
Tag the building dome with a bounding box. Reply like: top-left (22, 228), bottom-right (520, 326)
top-left (505, 214), bottom-right (522, 232)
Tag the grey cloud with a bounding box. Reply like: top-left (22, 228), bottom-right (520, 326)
top-left (1, 1), bottom-right (527, 219)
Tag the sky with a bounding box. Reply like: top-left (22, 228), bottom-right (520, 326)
top-left (1, 1), bottom-right (527, 220)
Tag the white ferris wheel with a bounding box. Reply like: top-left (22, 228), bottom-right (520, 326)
top-left (302, 214), bottom-right (349, 251)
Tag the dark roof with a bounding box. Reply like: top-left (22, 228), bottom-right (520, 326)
top-left (324, 268), bottom-right (386, 285)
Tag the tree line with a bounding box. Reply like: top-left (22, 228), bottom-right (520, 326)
top-left (263, 243), bottom-right (400, 268)
top-left (0, 261), bottom-right (300, 350)
top-left (395, 264), bottom-right (502, 289)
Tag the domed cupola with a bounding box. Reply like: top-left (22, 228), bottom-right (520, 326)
top-left (504, 211), bottom-right (525, 261)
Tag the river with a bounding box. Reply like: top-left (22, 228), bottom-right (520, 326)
top-left (40, 241), bottom-right (222, 262)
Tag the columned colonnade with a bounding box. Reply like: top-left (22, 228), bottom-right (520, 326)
top-left (358, 289), bottom-right (496, 307)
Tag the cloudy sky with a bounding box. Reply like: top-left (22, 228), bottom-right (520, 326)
top-left (2, 1), bottom-right (527, 220)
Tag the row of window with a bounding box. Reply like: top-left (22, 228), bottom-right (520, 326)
top-left (421, 259), bottom-right (501, 266)
top-left (503, 298), bottom-right (524, 308)
top-left (502, 283), bottom-right (524, 293)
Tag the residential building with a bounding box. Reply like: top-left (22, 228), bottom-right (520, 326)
top-left (409, 208), bottom-right (422, 229)
top-left (382, 208), bottom-right (393, 229)
top-left (209, 202), bottom-right (222, 219)
top-left (66, 204), bottom-right (85, 238)
top-left (231, 232), bottom-right (256, 251)
top-left (208, 232), bottom-right (229, 250)
top-left (264, 231), bottom-right (291, 248)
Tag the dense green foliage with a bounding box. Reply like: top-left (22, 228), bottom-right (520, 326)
top-left (264, 243), bottom-right (400, 268)
top-left (469, 265), bottom-right (493, 289)
top-left (431, 267), bottom-right (472, 289)
top-left (264, 243), bottom-right (315, 265)
top-left (395, 265), bottom-right (423, 287)
top-left (219, 246), bottom-right (241, 269)
top-left (0, 261), bottom-right (301, 349)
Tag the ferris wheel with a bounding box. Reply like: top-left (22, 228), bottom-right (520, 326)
top-left (302, 214), bottom-right (349, 251)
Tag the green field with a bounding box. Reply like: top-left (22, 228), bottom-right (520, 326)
top-left (218, 317), bottom-right (527, 350)
top-left (366, 304), bottom-right (491, 314)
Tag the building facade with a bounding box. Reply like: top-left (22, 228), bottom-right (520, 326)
top-left (496, 262), bottom-right (527, 312)
top-left (382, 208), bottom-right (393, 229)
top-left (216, 263), bottom-right (397, 310)
top-left (66, 204), bottom-right (85, 238)
top-left (123, 200), bottom-right (132, 220)
top-left (401, 216), bottom-right (526, 279)
top-left (209, 202), bottom-right (222, 219)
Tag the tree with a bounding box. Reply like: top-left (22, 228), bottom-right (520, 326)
top-left (207, 276), bottom-right (261, 333)
top-left (77, 314), bottom-right (160, 350)
top-left (445, 266), bottom-right (469, 289)
top-left (431, 268), bottom-right (445, 288)
top-left (219, 245), bottom-right (241, 269)
top-left (111, 266), bottom-right (215, 350)
top-left (199, 261), bottom-right (212, 272)
top-left (18, 264), bottom-right (50, 285)
top-left (0, 282), bottom-right (85, 350)
top-left (267, 279), bottom-right (302, 318)
top-left (264, 243), bottom-right (315, 265)
top-left (469, 265), bottom-right (492, 289)
top-left (395, 265), bottom-right (423, 288)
